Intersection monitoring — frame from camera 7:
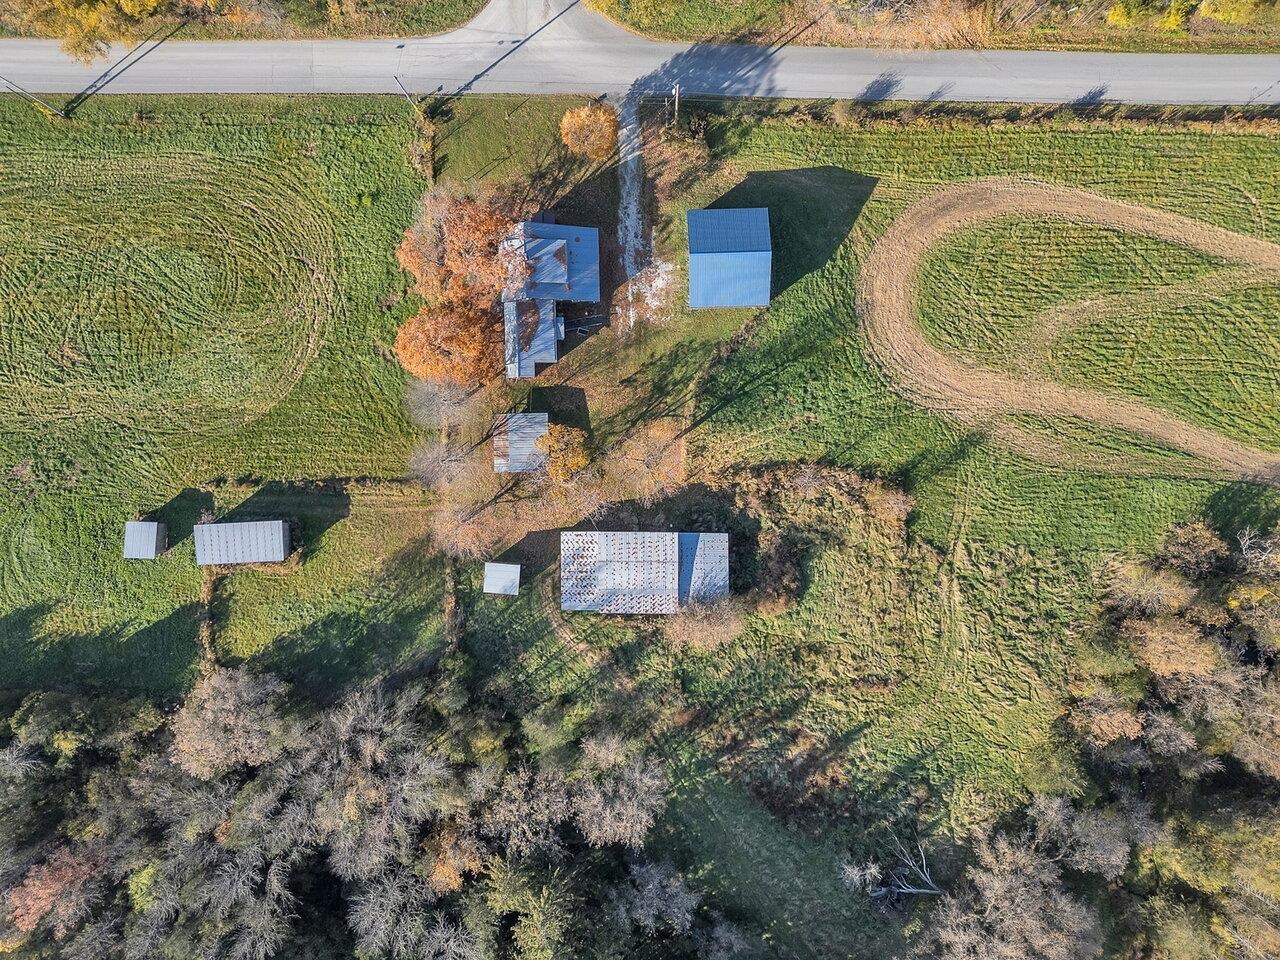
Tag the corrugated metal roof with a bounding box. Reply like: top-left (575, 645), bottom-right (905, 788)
top-left (561, 531), bottom-right (732, 614)
top-left (483, 562), bottom-right (521, 595)
top-left (678, 532), bottom-right (730, 604)
top-left (504, 300), bottom-right (560, 379)
top-left (561, 531), bottom-right (680, 614)
top-left (688, 208), bottom-right (771, 254)
top-left (194, 520), bottom-right (289, 566)
top-left (508, 221), bottom-right (601, 303)
top-left (123, 520), bottom-right (166, 560)
top-left (687, 208), bottom-right (772, 309)
top-left (493, 413), bottom-right (549, 473)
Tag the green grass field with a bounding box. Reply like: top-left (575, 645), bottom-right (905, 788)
top-left (5, 93), bottom-right (1280, 958)
top-left (672, 111), bottom-right (1280, 551)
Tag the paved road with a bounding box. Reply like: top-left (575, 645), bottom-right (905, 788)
top-left (2, 0), bottom-right (1279, 103)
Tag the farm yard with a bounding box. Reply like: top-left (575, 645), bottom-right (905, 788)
top-left (1, 91), bottom-right (1279, 959)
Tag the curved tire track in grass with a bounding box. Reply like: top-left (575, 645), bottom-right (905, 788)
top-left (857, 177), bottom-right (1280, 485)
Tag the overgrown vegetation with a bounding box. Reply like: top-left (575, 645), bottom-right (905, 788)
top-left (0, 667), bottom-right (747, 960)
top-left (588, 0), bottom-right (1280, 52)
top-left (0, 0), bottom-right (485, 60)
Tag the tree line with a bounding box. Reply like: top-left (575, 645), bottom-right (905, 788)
top-left (0, 661), bottom-right (750, 960)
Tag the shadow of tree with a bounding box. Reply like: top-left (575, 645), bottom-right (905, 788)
top-left (0, 601), bottom-right (200, 695)
top-left (249, 537), bottom-right (447, 705)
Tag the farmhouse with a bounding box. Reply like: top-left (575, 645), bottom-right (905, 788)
top-left (502, 216), bottom-right (601, 379)
top-left (123, 520), bottom-right (166, 560)
top-left (493, 412), bottom-right (549, 473)
top-left (560, 531), bottom-right (729, 614)
top-left (686, 207), bottom-right (772, 309)
top-left (193, 520), bottom-right (290, 566)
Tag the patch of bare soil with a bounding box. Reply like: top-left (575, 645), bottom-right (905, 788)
top-left (857, 177), bottom-right (1280, 485)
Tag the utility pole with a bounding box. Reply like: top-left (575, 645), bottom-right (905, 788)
top-left (392, 75), bottom-right (418, 111)
top-left (0, 74), bottom-right (68, 119)
top-left (671, 82), bottom-right (680, 127)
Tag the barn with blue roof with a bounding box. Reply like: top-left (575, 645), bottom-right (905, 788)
top-left (686, 207), bottom-right (772, 309)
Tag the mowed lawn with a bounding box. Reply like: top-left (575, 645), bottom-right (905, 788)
top-left (675, 110), bottom-right (1280, 551)
top-left (0, 94), bottom-right (598, 696)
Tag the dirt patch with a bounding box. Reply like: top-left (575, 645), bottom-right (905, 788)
top-left (857, 177), bottom-right (1280, 484)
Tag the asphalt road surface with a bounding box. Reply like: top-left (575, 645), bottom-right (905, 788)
top-left (2, 0), bottom-right (1279, 104)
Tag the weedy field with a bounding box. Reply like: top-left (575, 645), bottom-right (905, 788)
top-left (3, 92), bottom-right (1280, 959)
top-left (586, 0), bottom-right (1280, 53)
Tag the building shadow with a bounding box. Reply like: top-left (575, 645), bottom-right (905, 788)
top-left (495, 527), bottom-right (561, 579)
top-left (150, 488), bottom-right (214, 548)
top-left (707, 167), bottom-right (877, 299)
top-left (528, 385), bottom-right (591, 434)
top-left (218, 480), bottom-right (352, 559)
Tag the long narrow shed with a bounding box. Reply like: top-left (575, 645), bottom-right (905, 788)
top-left (193, 520), bottom-right (290, 566)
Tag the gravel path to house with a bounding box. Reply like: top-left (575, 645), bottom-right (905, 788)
top-left (615, 93), bottom-right (647, 329)
top-left (857, 177), bottom-right (1280, 484)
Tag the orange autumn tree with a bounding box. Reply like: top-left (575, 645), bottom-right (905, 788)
top-left (394, 186), bottom-right (523, 385)
top-left (395, 303), bottom-right (503, 387)
top-left (536, 424), bottom-right (590, 484)
top-left (560, 103), bottom-right (619, 163)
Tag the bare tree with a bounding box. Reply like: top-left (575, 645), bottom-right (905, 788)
top-left (614, 859), bottom-right (699, 934)
top-left (914, 832), bottom-right (1103, 960)
top-left (841, 834), bottom-right (942, 900)
top-left (1236, 527), bottom-right (1279, 577)
top-left (481, 765), bottom-right (571, 859)
top-left (573, 758), bottom-right (667, 850)
top-left (170, 668), bottom-right (287, 781)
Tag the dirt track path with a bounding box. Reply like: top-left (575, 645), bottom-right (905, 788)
top-left (857, 177), bottom-right (1280, 485)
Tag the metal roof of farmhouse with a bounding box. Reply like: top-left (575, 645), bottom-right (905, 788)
top-left (560, 531), bottom-right (729, 615)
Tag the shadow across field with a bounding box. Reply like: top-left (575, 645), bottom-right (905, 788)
top-left (220, 481), bottom-right (352, 558)
top-left (709, 167), bottom-right (876, 299)
top-left (151, 487), bottom-right (213, 548)
top-left (0, 601), bottom-right (200, 695)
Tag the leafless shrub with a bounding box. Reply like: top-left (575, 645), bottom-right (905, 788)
top-left (1071, 688), bottom-right (1143, 749)
top-left (573, 758), bottom-right (667, 850)
top-left (663, 598), bottom-right (747, 651)
top-left (170, 668), bottom-right (286, 781)
top-left (1106, 562), bottom-right (1194, 618)
top-left (1158, 520), bottom-right (1229, 578)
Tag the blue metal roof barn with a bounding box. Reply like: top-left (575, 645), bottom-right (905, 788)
top-left (687, 207), bottom-right (772, 309)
